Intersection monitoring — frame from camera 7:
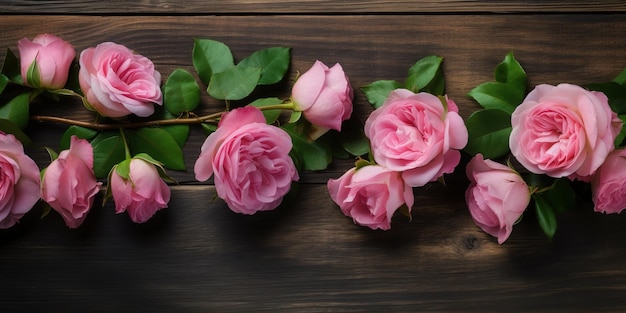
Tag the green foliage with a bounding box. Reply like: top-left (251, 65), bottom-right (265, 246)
top-left (615, 114), bottom-right (626, 147)
top-left (494, 52), bottom-right (527, 90)
top-left (282, 122), bottom-right (332, 171)
top-left (585, 81), bottom-right (626, 115)
top-left (532, 178), bottom-right (575, 239)
top-left (0, 118), bottom-right (31, 144)
top-left (1, 48), bottom-right (21, 82)
top-left (164, 68), bottom-right (201, 115)
top-left (250, 97), bottom-right (283, 124)
top-left (463, 108), bottom-right (512, 158)
top-left (192, 39), bottom-right (234, 85)
top-left (238, 47), bottom-right (291, 85)
top-left (614, 67), bottom-right (626, 86)
top-left (0, 74), bottom-right (8, 94)
top-left (91, 132), bottom-right (126, 179)
top-left (60, 126), bottom-right (99, 150)
top-left (338, 117), bottom-right (370, 157)
top-left (208, 66), bottom-right (261, 100)
top-left (25, 58), bottom-right (40, 88)
top-left (127, 127), bottom-right (186, 171)
top-left (361, 80), bottom-right (402, 109)
top-left (405, 55), bottom-right (445, 95)
top-left (0, 92), bottom-right (30, 129)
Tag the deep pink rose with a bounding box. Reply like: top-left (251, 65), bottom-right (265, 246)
top-left (364, 89), bottom-right (468, 187)
top-left (110, 157), bottom-right (171, 223)
top-left (41, 136), bottom-right (101, 228)
top-left (17, 33), bottom-right (75, 89)
top-left (327, 165), bottom-right (414, 230)
top-left (194, 106), bottom-right (299, 214)
top-left (79, 42), bottom-right (162, 118)
top-left (465, 154), bottom-right (530, 244)
top-left (0, 132), bottom-right (40, 229)
top-left (291, 60), bottom-right (353, 139)
top-left (510, 83), bottom-right (622, 178)
top-left (591, 148), bottom-right (626, 214)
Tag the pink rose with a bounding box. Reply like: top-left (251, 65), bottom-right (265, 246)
top-left (110, 156), bottom-right (171, 223)
top-left (41, 136), bottom-right (101, 228)
top-left (364, 89), bottom-right (468, 187)
top-left (327, 165), bottom-right (414, 230)
top-left (591, 148), bottom-right (626, 214)
top-left (17, 33), bottom-right (76, 89)
top-left (291, 60), bottom-right (353, 139)
top-left (194, 106), bottom-right (299, 214)
top-left (465, 154), bottom-right (530, 244)
top-left (79, 42), bottom-right (162, 118)
top-left (0, 132), bottom-right (40, 229)
top-left (510, 83), bottom-right (622, 178)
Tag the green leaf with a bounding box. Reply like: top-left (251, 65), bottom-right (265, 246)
top-left (584, 82), bottom-right (626, 114)
top-left (26, 58), bottom-right (40, 88)
top-left (192, 39), bottom-right (235, 85)
top-left (1, 48), bottom-right (21, 82)
top-left (164, 68), bottom-right (201, 115)
top-left (614, 68), bottom-right (626, 86)
top-left (115, 159), bottom-right (132, 180)
top-left (361, 80), bottom-right (402, 109)
top-left (404, 55), bottom-right (443, 93)
top-left (60, 126), bottom-right (99, 150)
top-left (0, 74), bottom-right (8, 94)
top-left (539, 178), bottom-right (575, 213)
top-left (468, 82), bottom-right (524, 114)
top-left (494, 52), bottom-right (527, 90)
top-left (339, 117), bottom-right (370, 157)
top-left (282, 123), bottom-right (332, 171)
top-left (533, 194), bottom-right (558, 239)
top-left (422, 67), bottom-right (445, 96)
top-left (159, 109), bottom-right (190, 148)
top-left (91, 133), bottom-right (126, 179)
top-left (208, 66), bottom-right (261, 100)
top-left (0, 118), bottom-right (31, 144)
top-left (615, 114), bottom-right (626, 147)
top-left (0, 92), bottom-right (30, 129)
top-left (463, 109), bottom-right (512, 158)
top-left (201, 123), bottom-right (217, 134)
top-left (238, 47), bottom-right (290, 85)
top-left (250, 97), bottom-right (283, 124)
top-left (315, 131), bottom-right (351, 159)
top-left (288, 110), bottom-right (302, 123)
top-left (44, 147), bottom-right (59, 161)
top-left (127, 127), bottom-right (185, 171)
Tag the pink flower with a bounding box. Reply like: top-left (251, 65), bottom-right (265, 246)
top-left (110, 156), bottom-right (171, 223)
top-left (327, 165), bottom-right (414, 230)
top-left (291, 60), bottom-right (353, 139)
top-left (41, 136), bottom-right (101, 228)
top-left (591, 148), bottom-right (626, 214)
top-left (194, 106), bottom-right (299, 214)
top-left (364, 89), bottom-right (468, 187)
top-left (79, 42), bottom-right (162, 118)
top-left (510, 83), bottom-right (622, 178)
top-left (0, 132), bottom-right (40, 229)
top-left (17, 33), bottom-right (76, 89)
top-left (465, 154), bottom-right (530, 244)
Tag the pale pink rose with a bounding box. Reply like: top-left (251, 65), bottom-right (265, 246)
top-left (194, 106), bottom-right (299, 214)
top-left (364, 89), bottom-right (468, 187)
top-left (110, 158), bottom-right (171, 223)
top-left (510, 83), bottom-right (622, 178)
top-left (79, 42), bottom-right (162, 118)
top-left (17, 33), bottom-right (76, 89)
top-left (327, 165), bottom-right (414, 230)
top-left (41, 136), bottom-right (101, 228)
top-left (291, 60), bottom-right (353, 139)
top-left (591, 148), bottom-right (626, 214)
top-left (0, 132), bottom-right (40, 229)
top-left (465, 154), bottom-right (530, 244)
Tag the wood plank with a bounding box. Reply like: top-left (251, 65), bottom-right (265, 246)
top-left (2, 15), bottom-right (626, 182)
top-left (1, 0), bottom-right (626, 13)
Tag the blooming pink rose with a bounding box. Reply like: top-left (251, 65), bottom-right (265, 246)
top-left (17, 33), bottom-right (76, 89)
top-left (291, 60), bottom-right (353, 139)
top-left (465, 154), bottom-right (530, 244)
top-left (327, 165), bottom-right (414, 230)
top-left (79, 42), bottom-right (162, 118)
top-left (194, 106), bottom-right (299, 214)
top-left (364, 89), bottom-right (468, 187)
top-left (110, 157), bottom-right (171, 223)
top-left (41, 136), bottom-right (101, 228)
top-left (510, 83), bottom-right (622, 178)
top-left (591, 148), bottom-right (626, 214)
top-left (0, 132), bottom-right (40, 229)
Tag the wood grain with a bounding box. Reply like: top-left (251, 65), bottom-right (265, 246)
top-left (1, 6), bottom-right (626, 313)
top-left (1, 0), bottom-right (625, 13)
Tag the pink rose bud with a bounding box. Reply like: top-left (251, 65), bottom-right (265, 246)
top-left (291, 60), bottom-right (353, 139)
top-left (510, 83), bottom-right (623, 178)
top-left (0, 132), bottom-right (40, 229)
top-left (364, 89), bottom-right (468, 187)
top-left (79, 42), bottom-right (162, 118)
top-left (41, 136), bottom-right (101, 228)
top-left (194, 106), bottom-right (299, 214)
top-left (327, 165), bottom-right (414, 230)
top-left (591, 148), bottom-right (626, 214)
top-left (465, 154), bottom-right (530, 244)
top-left (17, 33), bottom-right (76, 89)
top-left (110, 157), bottom-right (171, 223)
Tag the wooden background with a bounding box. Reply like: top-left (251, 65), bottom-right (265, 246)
top-left (2, 1), bottom-right (626, 312)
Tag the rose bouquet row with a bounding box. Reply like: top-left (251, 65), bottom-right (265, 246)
top-left (0, 34), bottom-right (359, 229)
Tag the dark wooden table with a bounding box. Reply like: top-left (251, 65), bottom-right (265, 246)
top-left (2, 1), bottom-right (626, 312)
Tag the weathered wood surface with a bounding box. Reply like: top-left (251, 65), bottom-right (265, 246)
top-left (1, 4), bottom-right (626, 313)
